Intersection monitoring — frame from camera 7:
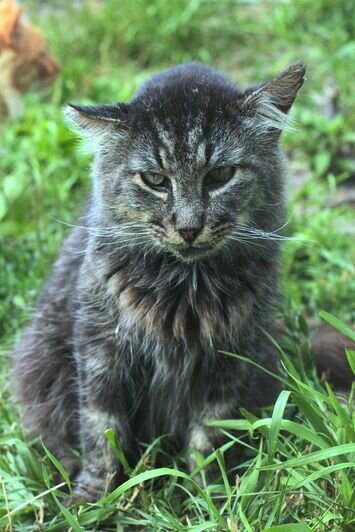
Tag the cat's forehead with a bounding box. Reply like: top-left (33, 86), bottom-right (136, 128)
top-left (153, 117), bottom-right (209, 171)
top-left (152, 114), bottom-right (204, 149)
top-left (131, 63), bottom-right (243, 134)
top-left (128, 72), bottom-right (243, 171)
top-left (127, 121), bottom-right (208, 175)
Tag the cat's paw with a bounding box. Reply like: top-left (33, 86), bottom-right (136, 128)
top-left (65, 484), bottom-right (99, 505)
top-left (67, 484), bottom-right (103, 506)
top-left (68, 468), bottom-right (115, 504)
top-left (188, 451), bottom-right (221, 487)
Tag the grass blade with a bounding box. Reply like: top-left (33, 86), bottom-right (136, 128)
top-left (260, 443), bottom-right (355, 470)
top-left (265, 524), bottom-right (312, 532)
top-left (102, 467), bottom-right (229, 529)
top-left (267, 390), bottom-right (291, 465)
top-left (319, 311), bottom-right (355, 342)
top-left (345, 348), bottom-right (355, 375)
top-left (105, 428), bottom-right (132, 475)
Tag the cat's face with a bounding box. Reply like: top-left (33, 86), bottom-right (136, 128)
top-left (68, 63), bottom-right (305, 262)
top-left (100, 112), bottom-right (265, 262)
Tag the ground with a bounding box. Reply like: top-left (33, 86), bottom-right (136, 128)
top-left (0, 1), bottom-right (354, 530)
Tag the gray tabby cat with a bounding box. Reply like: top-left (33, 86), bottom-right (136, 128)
top-left (13, 62), bottom-right (305, 501)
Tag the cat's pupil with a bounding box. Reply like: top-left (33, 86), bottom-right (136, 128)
top-left (141, 172), bottom-right (168, 188)
top-left (205, 166), bottom-right (235, 186)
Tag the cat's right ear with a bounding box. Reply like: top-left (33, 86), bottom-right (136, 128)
top-left (1, 0), bottom-right (24, 47)
top-left (65, 103), bottom-right (130, 136)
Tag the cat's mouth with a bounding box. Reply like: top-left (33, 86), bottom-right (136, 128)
top-left (174, 243), bottom-right (216, 261)
top-left (149, 221), bottom-right (226, 261)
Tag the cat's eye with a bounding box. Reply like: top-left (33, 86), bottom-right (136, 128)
top-left (140, 172), bottom-right (170, 190)
top-left (205, 166), bottom-right (236, 187)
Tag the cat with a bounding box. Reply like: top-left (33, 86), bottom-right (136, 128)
top-left (0, 0), bottom-right (59, 123)
top-left (12, 61), bottom-right (305, 502)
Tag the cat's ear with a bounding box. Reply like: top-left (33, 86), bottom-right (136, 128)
top-left (1, 0), bottom-right (24, 47)
top-left (65, 103), bottom-right (130, 136)
top-left (241, 62), bottom-right (306, 132)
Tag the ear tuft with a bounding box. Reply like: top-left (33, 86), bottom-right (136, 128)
top-left (65, 103), bottom-right (130, 133)
top-left (242, 62), bottom-right (306, 134)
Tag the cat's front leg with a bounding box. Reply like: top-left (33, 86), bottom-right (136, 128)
top-left (72, 402), bottom-right (123, 502)
top-left (72, 350), bottom-right (133, 503)
top-left (187, 402), bottom-right (234, 484)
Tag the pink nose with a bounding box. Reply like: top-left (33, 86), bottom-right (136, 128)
top-left (178, 228), bottom-right (201, 243)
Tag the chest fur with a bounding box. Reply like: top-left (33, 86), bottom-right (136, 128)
top-left (77, 249), bottom-right (269, 440)
top-left (106, 263), bottom-right (257, 353)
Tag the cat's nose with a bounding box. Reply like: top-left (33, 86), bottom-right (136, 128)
top-left (178, 227), bottom-right (202, 243)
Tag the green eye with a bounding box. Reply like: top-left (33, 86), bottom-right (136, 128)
top-left (205, 166), bottom-right (236, 187)
top-left (141, 172), bottom-right (169, 189)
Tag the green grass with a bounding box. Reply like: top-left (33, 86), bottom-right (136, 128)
top-left (1, 0), bottom-right (354, 530)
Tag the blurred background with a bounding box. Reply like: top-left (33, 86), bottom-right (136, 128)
top-left (1, 0), bottom-right (354, 343)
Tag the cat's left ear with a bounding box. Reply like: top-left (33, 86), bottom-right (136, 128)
top-left (65, 103), bottom-right (130, 136)
top-left (241, 62), bottom-right (306, 131)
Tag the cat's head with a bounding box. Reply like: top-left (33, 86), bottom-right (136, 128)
top-left (68, 62), bottom-right (305, 262)
top-left (0, 0), bottom-right (59, 92)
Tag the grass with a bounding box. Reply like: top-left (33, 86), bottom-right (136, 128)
top-left (1, 0), bottom-right (354, 530)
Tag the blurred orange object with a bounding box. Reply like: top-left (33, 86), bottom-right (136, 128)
top-left (0, 0), bottom-right (59, 122)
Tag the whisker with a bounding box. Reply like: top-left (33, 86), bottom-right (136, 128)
top-left (226, 234), bottom-right (268, 250)
top-left (236, 214), bottom-right (294, 235)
